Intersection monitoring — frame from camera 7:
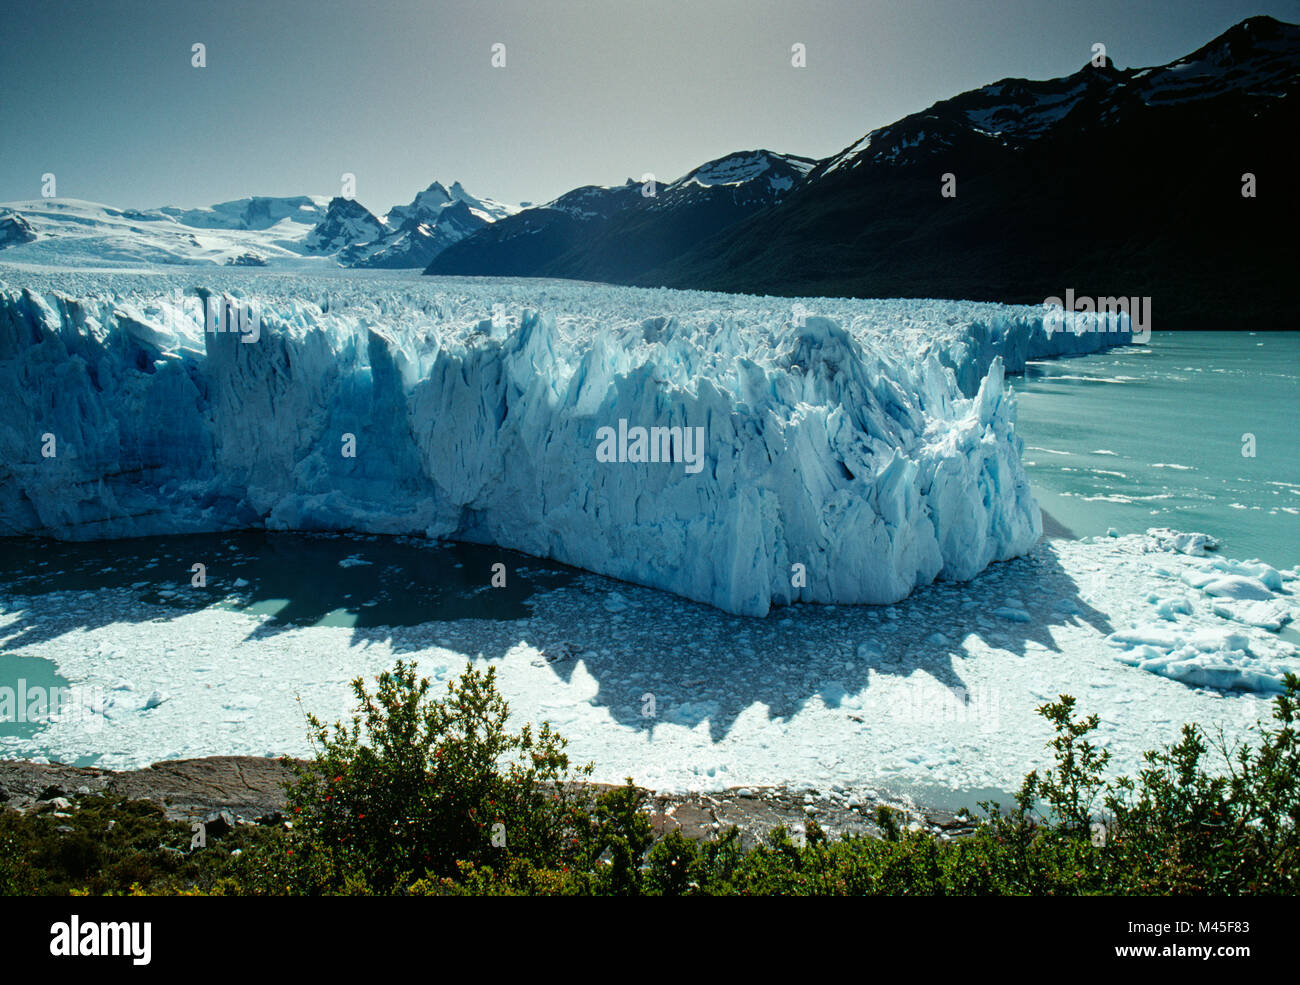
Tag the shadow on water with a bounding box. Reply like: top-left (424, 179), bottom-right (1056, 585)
top-left (0, 531), bottom-right (575, 645)
top-left (440, 539), bottom-right (1117, 741)
top-left (0, 529), bottom-right (1115, 747)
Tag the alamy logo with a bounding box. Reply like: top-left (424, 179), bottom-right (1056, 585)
top-left (202, 295), bottom-right (260, 342)
top-left (889, 684), bottom-right (1002, 730)
top-left (1042, 290), bottom-right (1151, 343)
top-left (595, 419), bottom-right (706, 474)
top-left (157, 289), bottom-right (260, 342)
top-left (0, 680), bottom-right (105, 733)
top-left (49, 916), bottom-right (151, 965)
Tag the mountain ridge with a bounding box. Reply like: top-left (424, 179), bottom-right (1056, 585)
top-left (1, 15), bottom-right (1292, 324)
top-left (428, 16), bottom-right (1298, 328)
top-left (425, 148), bottom-right (816, 281)
top-left (635, 15), bottom-right (1299, 330)
top-left (0, 180), bottom-right (517, 269)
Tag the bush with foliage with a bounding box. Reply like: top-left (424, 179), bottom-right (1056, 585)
top-left (246, 660), bottom-right (594, 893)
top-left (3, 664), bottom-right (1296, 896)
top-left (0, 793), bottom-right (274, 896)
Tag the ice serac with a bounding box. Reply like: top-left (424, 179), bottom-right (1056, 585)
top-left (0, 275), bottom-right (1120, 616)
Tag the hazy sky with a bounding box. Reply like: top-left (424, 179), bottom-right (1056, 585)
top-left (3, 0), bottom-right (1296, 214)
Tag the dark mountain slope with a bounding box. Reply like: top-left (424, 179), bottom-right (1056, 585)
top-left (427, 150), bottom-right (815, 281)
top-left (639, 17), bottom-right (1298, 329)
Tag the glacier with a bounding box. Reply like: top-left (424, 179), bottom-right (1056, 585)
top-left (0, 269), bottom-right (1133, 616)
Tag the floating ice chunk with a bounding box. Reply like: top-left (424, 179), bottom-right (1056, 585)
top-left (1203, 559), bottom-right (1284, 592)
top-left (1201, 576), bottom-right (1274, 601)
top-left (1149, 595), bottom-right (1194, 621)
top-left (1113, 645), bottom-right (1285, 693)
top-left (1147, 528), bottom-right (1218, 556)
top-left (1181, 570), bottom-right (1217, 590)
top-left (1211, 599), bottom-right (1292, 632)
top-left (1109, 625), bottom-right (1182, 650)
top-left (1107, 613), bottom-right (1296, 692)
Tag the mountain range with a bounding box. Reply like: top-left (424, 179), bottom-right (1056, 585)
top-left (633, 15), bottom-right (1300, 329)
top-left (429, 15), bottom-right (1298, 329)
top-left (1, 16), bottom-right (1294, 328)
top-left (0, 180), bottom-right (518, 270)
top-left (426, 150), bottom-right (816, 281)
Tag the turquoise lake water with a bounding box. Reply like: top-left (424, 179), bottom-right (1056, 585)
top-left (1015, 331), bottom-right (1299, 568)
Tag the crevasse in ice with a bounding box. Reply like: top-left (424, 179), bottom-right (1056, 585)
top-left (0, 273), bottom-right (1132, 615)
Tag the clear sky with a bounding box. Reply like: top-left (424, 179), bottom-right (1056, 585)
top-left (3, 0), bottom-right (1295, 215)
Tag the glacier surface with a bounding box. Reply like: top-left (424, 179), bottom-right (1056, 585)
top-left (0, 269), bottom-right (1133, 616)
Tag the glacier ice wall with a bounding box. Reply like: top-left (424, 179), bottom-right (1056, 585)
top-left (0, 272), bottom-right (1131, 615)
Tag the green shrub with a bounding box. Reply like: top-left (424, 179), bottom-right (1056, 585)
top-left (273, 659), bottom-right (593, 893)
top-left (1023, 694), bottom-right (1111, 834)
top-left (646, 829), bottom-right (701, 895)
top-left (580, 780), bottom-right (654, 895)
top-left (0, 793), bottom-right (274, 896)
top-left (5, 665), bottom-right (1296, 897)
top-left (1097, 673), bottom-right (1300, 894)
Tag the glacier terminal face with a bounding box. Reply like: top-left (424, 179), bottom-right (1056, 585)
top-left (0, 270), bottom-right (1132, 615)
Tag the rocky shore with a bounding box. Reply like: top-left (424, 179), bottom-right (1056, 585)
top-left (0, 756), bottom-right (977, 848)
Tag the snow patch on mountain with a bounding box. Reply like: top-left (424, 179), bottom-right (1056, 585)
top-left (0, 182), bottom-right (516, 270)
top-left (677, 150), bottom-right (815, 187)
top-left (159, 196), bottom-right (330, 231)
top-left (813, 16), bottom-right (1299, 179)
top-left (303, 197), bottom-right (386, 254)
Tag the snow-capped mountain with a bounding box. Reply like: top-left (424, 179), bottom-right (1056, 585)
top-left (0, 197), bottom-right (332, 267)
top-left (339, 181), bottom-right (520, 269)
top-left (425, 149), bottom-right (815, 280)
top-left (809, 14), bottom-right (1300, 180)
top-left (0, 183), bottom-right (515, 269)
top-left (384, 180), bottom-right (516, 227)
top-left (302, 197), bottom-right (387, 254)
top-left (644, 16), bottom-right (1299, 330)
top-left (2, 14), bottom-right (1292, 315)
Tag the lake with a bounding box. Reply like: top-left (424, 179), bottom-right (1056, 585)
top-left (1016, 331), bottom-right (1299, 565)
